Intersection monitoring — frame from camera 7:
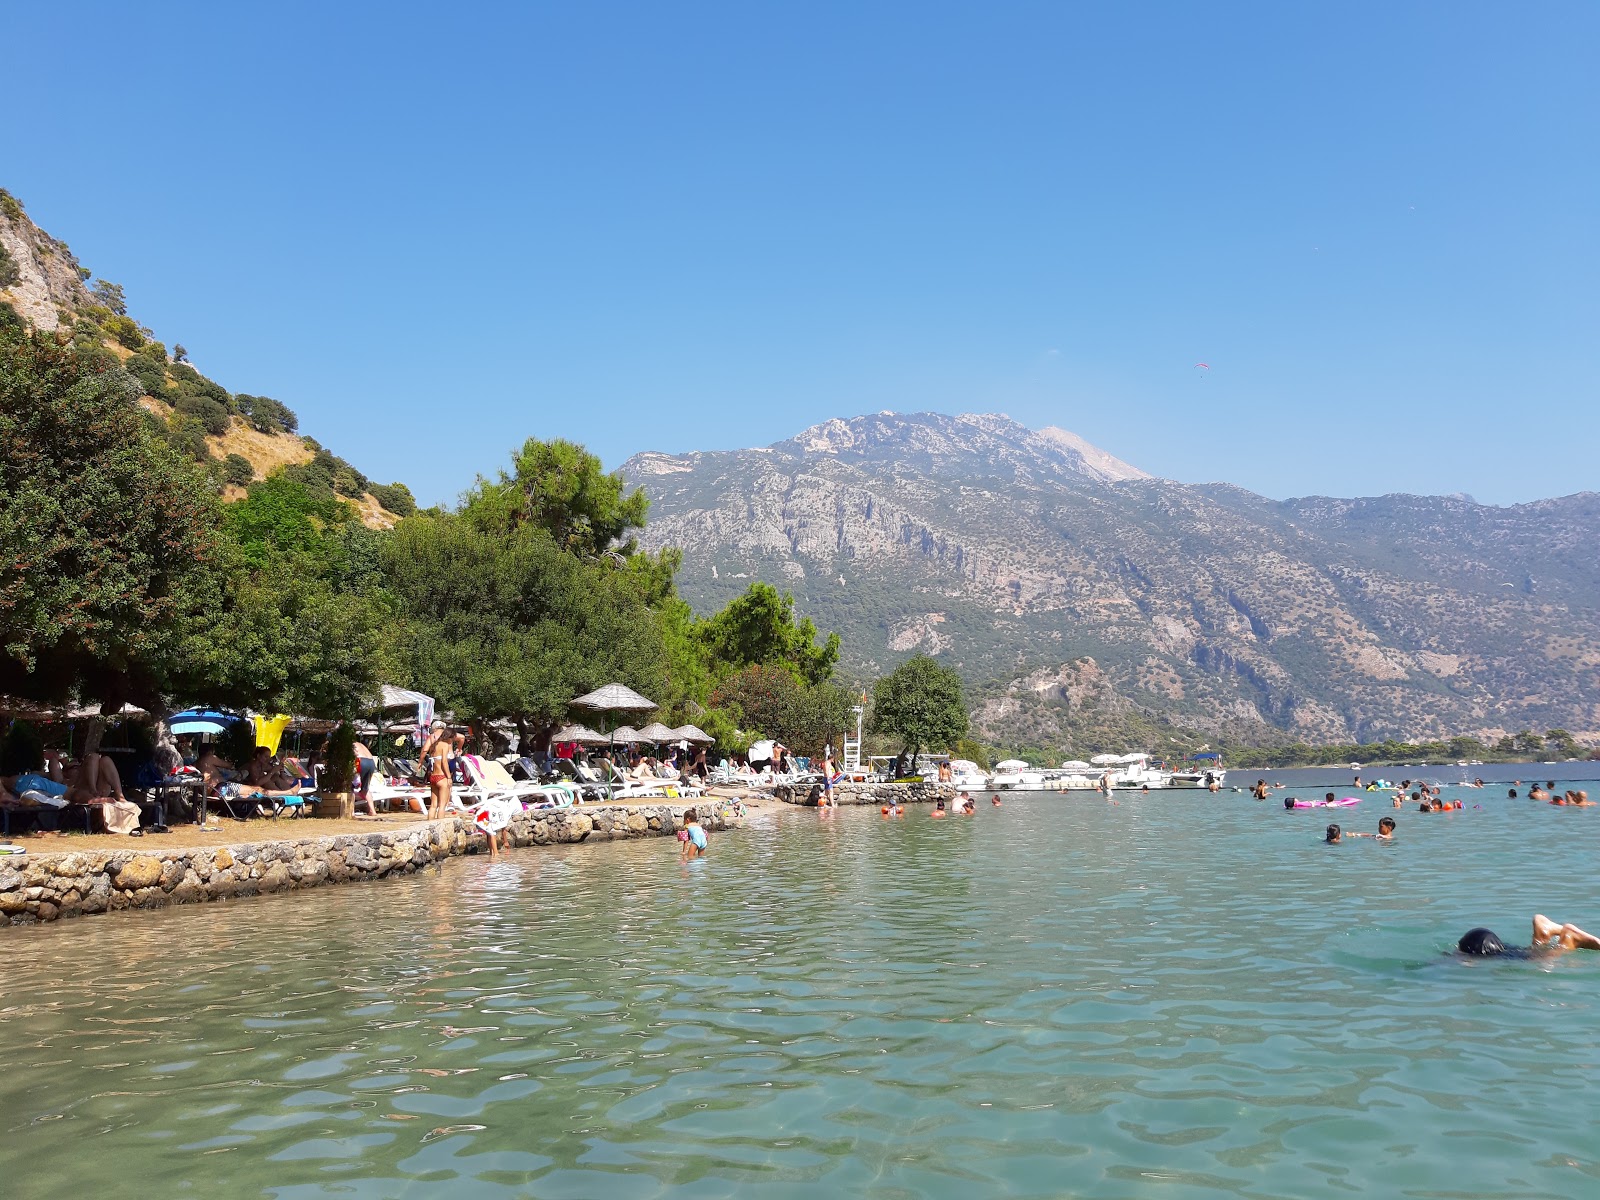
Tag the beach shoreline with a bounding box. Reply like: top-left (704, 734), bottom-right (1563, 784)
top-left (0, 792), bottom-right (770, 928)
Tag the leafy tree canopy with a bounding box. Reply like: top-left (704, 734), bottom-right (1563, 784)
top-left (870, 654), bottom-right (969, 760)
top-left (0, 325), bottom-right (222, 707)
top-left (698, 581), bottom-right (840, 686)
top-left (463, 437), bottom-right (648, 557)
top-left (382, 513), bottom-right (666, 729)
top-left (712, 663), bottom-right (854, 757)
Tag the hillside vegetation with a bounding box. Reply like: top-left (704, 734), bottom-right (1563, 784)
top-left (0, 187), bottom-right (413, 525)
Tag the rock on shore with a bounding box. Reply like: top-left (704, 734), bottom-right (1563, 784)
top-left (0, 802), bottom-right (736, 928)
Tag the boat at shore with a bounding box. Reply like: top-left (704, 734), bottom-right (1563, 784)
top-left (1166, 752), bottom-right (1227, 789)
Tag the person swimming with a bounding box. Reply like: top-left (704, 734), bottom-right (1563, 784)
top-left (931, 798), bottom-right (946, 819)
top-left (1459, 915), bottom-right (1600, 957)
top-left (1325, 823), bottom-right (1341, 843)
top-left (1347, 816), bottom-right (1397, 840)
top-left (990, 794), bottom-right (1001, 806)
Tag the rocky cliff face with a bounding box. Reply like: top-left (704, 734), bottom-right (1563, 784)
top-left (624, 412), bottom-right (1600, 745)
top-left (0, 191), bottom-right (94, 330)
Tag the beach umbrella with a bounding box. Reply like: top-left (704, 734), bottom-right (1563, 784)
top-left (569, 683), bottom-right (656, 714)
top-left (1090, 754), bottom-right (1120, 766)
top-left (169, 708), bottom-right (244, 735)
top-left (669, 724), bottom-right (714, 745)
top-left (550, 722), bottom-right (606, 745)
top-left (609, 726), bottom-right (645, 745)
top-left (636, 721), bottom-right (677, 743)
top-left (569, 683), bottom-right (656, 753)
top-left (1060, 760), bottom-right (1093, 771)
top-left (995, 759), bottom-right (1028, 771)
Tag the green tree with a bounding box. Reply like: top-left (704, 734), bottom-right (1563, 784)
top-left (369, 481), bottom-right (417, 517)
top-left (1513, 730), bottom-right (1545, 754)
top-left (870, 654), bottom-right (968, 766)
top-left (710, 664), bottom-right (854, 756)
top-left (1544, 729), bottom-right (1581, 758)
top-left (90, 279), bottom-right (127, 315)
top-left (463, 437), bottom-right (649, 556)
top-left (698, 581), bottom-right (840, 685)
top-left (382, 513), bottom-right (667, 735)
top-left (222, 453), bottom-right (255, 486)
top-left (0, 324), bottom-right (222, 707)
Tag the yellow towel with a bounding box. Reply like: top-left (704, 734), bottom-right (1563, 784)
top-left (253, 714), bottom-right (291, 755)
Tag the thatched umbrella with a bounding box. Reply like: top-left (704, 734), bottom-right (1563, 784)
top-left (550, 722), bottom-right (607, 745)
top-left (670, 724), bottom-right (714, 745)
top-left (609, 726), bottom-right (645, 745)
top-left (636, 721), bottom-right (677, 743)
top-left (569, 683), bottom-right (656, 755)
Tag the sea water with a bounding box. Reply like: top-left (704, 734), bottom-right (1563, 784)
top-left (2, 784), bottom-right (1598, 1198)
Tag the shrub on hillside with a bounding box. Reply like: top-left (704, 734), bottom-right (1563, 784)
top-left (103, 314), bottom-right (145, 350)
top-left (126, 354), bottom-right (169, 397)
top-left (0, 242), bottom-right (19, 288)
top-left (331, 464), bottom-right (368, 499)
top-left (235, 393), bottom-right (298, 434)
top-left (164, 412), bottom-right (212, 461)
top-left (222, 453), bottom-right (255, 486)
top-left (174, 393), bottom-right (230, 437)
top-left (369, 481), bottom-right (417, 516)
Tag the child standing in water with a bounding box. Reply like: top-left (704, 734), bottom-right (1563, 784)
top-left (681, 809), bottom-right (708, 858)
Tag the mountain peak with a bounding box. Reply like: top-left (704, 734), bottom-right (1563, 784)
top-left (779, 411), bottom-right (1149, 485)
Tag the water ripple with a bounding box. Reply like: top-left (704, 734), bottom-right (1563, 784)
top-left (2, 787), bottom-right (1599, 1197)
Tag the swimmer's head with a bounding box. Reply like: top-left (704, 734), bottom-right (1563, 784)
top-left (1378, 816), bottom-right (1396, 835)
top-left (1508, 788), bottom-right (1517, 798)
top-left (1325, 792), bottom-right (1335, 802)
top-left (1458, 927), bottom-right (1506, 956)
top-left (1284, 797), bottom-right (1296, 810)
top-left (1325, 824), bottom-right (1340, 843)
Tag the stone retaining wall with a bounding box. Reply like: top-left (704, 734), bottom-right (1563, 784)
top-left (0, 802), bottom-right (736, 927)
top-left (777, 780), bottom-right (956, 807)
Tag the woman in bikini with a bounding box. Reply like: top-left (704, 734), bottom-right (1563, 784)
top-left (421, 720), bottom-right (452, 820)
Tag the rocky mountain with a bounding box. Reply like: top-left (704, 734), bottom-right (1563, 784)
top-left (624, 412), bottom-right (1600, 747)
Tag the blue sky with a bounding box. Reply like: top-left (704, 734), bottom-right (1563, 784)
top-left (5, 2), bottom-right (1595, 506)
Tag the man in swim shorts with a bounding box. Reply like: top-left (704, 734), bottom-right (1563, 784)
top-left (1459, 916), bottom-right (1600, 956)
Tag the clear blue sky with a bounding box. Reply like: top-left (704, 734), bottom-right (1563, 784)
top-left (6, 2), bottom-right (1596, 506)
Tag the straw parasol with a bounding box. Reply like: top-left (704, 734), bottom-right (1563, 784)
top-left (636, 721), bottom-right (677, 743)
top-left (551, 722), bottom-right (607, 745)
top-left (669, 724), bottom-right (714, 745)
top-left (569, 684), bottom-right (656, 714)
top-left (609, 726), bottom-right (645, 745)
top-left (569, 683), bottom-right (656, 754)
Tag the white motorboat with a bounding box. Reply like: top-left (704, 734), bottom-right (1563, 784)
top-left (949, 759), bottom-right (990, 792)
top-left (1110, 753), bottom-right (1167, 789)
top-left (990, 759), bottom-right (1054, 791)
top-left (1167, 753), bottom-right (1226, 789)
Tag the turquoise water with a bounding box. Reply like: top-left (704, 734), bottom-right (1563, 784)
top-left (3, 786), bottom-right (1599, 1198)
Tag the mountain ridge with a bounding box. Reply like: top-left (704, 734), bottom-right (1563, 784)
top-left (622, 411), bottom-right (1600, 748)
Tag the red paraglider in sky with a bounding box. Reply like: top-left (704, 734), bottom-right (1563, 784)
top-left (1194, 362), bottom-right (1210, 370)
